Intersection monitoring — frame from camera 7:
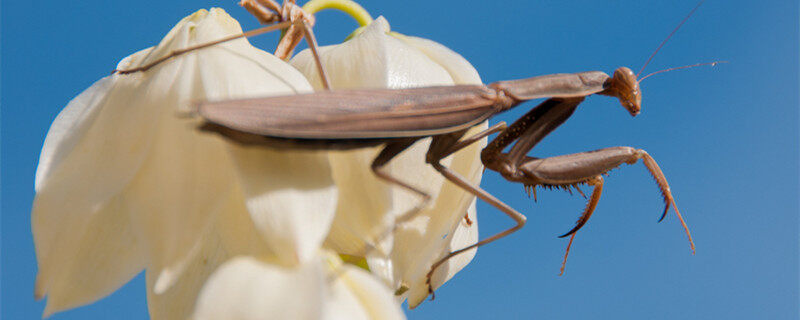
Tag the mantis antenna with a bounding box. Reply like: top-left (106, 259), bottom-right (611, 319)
top-left (636, 0), bottom-right (706, 78)
top-left (639, 61), bottom-right (727, 83)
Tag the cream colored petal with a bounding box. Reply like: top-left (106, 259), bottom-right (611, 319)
top-left (364, 252), bottom-right (398, 290)
top-left (33, 45), bottom-right (161, 193)
top-left (35, 14), bottom-right (197, 300)
top-left (146, 226), bottom-right (223, 320)
top-left (387, 201), bottom-right (480, 309)
top-left (122, 8), bottom-right (316, 290)
top-left (193, 252), bottom-right (404, 320)
top-left (406, 200), bottom-right (481, 307)
top-left (35, 76), bottom-right (111, 192)
top-left (38, 192), bottom-right (146, 318)
top-left (192, 256), bottom-right (326, 320)
top-left (34, 8), bottom-right (318, 313)
top-left (324, 149), bottom-right (394, 256)
top-left (123, 113), bottom-right (238, 294)
top-left (291, 17), bottom-right (453, 90)
top-left (33, 46), bottom-right (169, 316)
top-left (227, 145), bottom-right (338, 267)
top-left (394, 35), bottom-right (482, 85)
top-left (325, 139), bottom-right (451, 257)
top-left (134, 8), bottom-right (313, 113)
top-left (323, 263), bottom-right (406, 320)
top-left (147, 188), bottom-right (273, 320)
top-left (437, 200), bottom-right (480, 284)
top-left (322, 273), bottom-right (372, 320)
top-left (180, 8), bottom-right (313, 112)
top-left (33, 66), bottom-right (159, 314)
top-left (403, 122), bottom-right (486, 308)
top-left (33, 72), bottom-right (156, 262)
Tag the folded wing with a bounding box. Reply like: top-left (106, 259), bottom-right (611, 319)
top-left (198, 85), bottom-right (499, 139)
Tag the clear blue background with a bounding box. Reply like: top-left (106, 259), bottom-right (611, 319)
top-left (3, 0), bottom-right (797, 319)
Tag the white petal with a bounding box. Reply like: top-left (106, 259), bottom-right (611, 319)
top-left (132, 8), bottom-right (313, 113)
top-left (33, 62), bottom-right (159, 314)
top-left (33, 8), bottom-right (318, 312)
top-left (365, 252), bottom-right (398, 290)
top-left (394, 35), bottom-right (482, 85)
top-left (193, 253), bottom-right (404, 320)
top-left (323, 263), bottom-right (406, 320)
top-left (126, 8), bottom-right (315, 291)
top-left (436, 200), bottom-right (480, 285)
top-left (147, 190), bottom-right (272, 320)
top-left (227, 145), bottom-right (338, 266)
top-left (123, 113), bottom-right (238, 294)
top-left (406, 200), bottom-right (480, 307)
top-left (33, 45), bottom-right (156, 193)
top-left (192, 256), bottom-right (326, 320)
top-left (324, 149), bottom-right (394, 255)
top-left (291, 17), bottom-right (454, 90)
top-left (38, 193), bottom-right (146, 317)
top-left (402, 122), bottom-right (487, 308)
top-left (35, 76), bottom-right (111, 191)
top-left (325, 139), bottom-right (449, 257)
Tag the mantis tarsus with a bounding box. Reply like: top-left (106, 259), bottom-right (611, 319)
top-left (116, 0), bottom-right (715, 301)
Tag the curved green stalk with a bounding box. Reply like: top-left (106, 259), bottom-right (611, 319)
top-left (302, 0), bottom-right (373, 27)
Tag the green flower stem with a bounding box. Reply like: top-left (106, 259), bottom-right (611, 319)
top-left (302, 0), bottom-right (373, 27)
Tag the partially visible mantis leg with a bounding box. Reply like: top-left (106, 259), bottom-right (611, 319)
top-left (423, 129), bottom-right (527, 298)
top-left (439, 122), bottom-right (508, 159)
top-left (114, 21), bottom-right (293, 74)
top-left (371, 125), bottom-right (509, 255)
top-left (299, 21), bottom-right (331, 90)
top-left (373, 121), bottom-right (505, 227)
top-left (431, 121), bottom-right (507, 226)
top-left (243, 0), bottom-right (330, 88)
top-left (115, 0), bottom-right (329, 77)
top-left (241, 0), bottom-right (282, 24)
top-left (370, 138), bottom-right (432, 241)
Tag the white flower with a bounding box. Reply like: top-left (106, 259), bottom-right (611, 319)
top-left (192, 252), bottom-right (405, 320)
top-left (291, 17), bottom-right (486, 307)
top-left (33, 8), bottom-right (339, 318)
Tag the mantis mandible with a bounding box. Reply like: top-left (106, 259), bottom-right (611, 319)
top-left (116, 0), bottom-right (716, 300)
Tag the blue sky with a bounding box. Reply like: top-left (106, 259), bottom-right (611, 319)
top-left (2, 0), bottom-right (797, 319)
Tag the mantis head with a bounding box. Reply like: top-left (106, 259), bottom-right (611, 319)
top-left (603, 67), bottom-right (642, 117)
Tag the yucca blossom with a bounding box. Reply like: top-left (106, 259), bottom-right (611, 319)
top-left (31, 8), bottom-right (388, 318)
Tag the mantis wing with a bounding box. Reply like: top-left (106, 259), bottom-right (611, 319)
top-left (198, 85), bottom-right (500, 139)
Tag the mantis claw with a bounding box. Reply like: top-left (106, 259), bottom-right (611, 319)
top-left (658, 203), bottom-right (669, 222)
top-left (557, 176), bottom-right (603, 238)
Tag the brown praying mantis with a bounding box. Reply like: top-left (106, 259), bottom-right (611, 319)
top-left (116, 0), bottom-right (716, 300)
